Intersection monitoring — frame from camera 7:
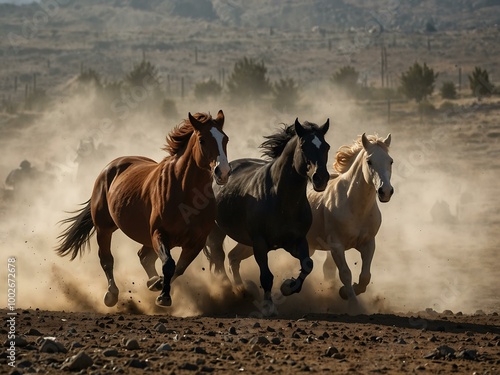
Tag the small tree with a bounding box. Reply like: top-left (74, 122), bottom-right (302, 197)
top-left (77, 68), bottom-right (102, 88)
top-left (194, 78), bottom-right (222, 101)
top-left (226, 57), bottom-right (271, 101)
top-left (400, 62), bottom-right (438, 102)
top-left (272, 77), bottom-right (300, 112)
top-left (440, 81), bottom-right (457, 100)
top-left (469, 66), bottom-right (494, 99)
top-left (125, 60), bottom-right (161, 88)
top-left (330, 65), bottom-right (359, 96)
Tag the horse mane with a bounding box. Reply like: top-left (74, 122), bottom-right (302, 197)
top-left (333, 134), bottom-right (389, 173)
top-left (163, 112), bottom-right (212, 156)
top-left (260, 121), bottom-right (317, 159)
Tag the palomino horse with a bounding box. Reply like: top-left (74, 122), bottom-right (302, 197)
top-left (225, 133), bottom-right (393, 308)
top-left (204, 119), bottom-right (330, 315)
top-left (56, 111), bottom-right (230, 307)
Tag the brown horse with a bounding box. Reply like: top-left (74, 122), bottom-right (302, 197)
top-left (56, 111), bottom-right (230, 307)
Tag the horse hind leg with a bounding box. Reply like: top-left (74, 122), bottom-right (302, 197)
top-left (322, 251), bottom-right (338, 282)
top-left (204, 225), bottom-right (230, 282)
top-left (138, 246), bottom-right (162, 291)
top-left (96, 229), bottom-right (119, 307)
top-left (228, 243), bottom-right (254, 287)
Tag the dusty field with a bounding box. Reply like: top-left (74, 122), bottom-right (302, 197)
top-left (1, 308), bottom-right (499, 374)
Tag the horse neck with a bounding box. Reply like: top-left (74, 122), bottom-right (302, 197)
top-left (169, 137), bottom-right (212, 189)
top-left (270, 137), bottom-right (308, 201)
top-left (343, 150), bottom-right (377, 210)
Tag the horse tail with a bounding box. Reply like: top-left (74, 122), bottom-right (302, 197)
top-left (202, 245), bottom-right (215, 271)
top-left (55, 199), bottom-right (95, 260)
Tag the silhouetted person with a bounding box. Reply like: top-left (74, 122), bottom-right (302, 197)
top-left (5, 160), bottom-right (39, 201)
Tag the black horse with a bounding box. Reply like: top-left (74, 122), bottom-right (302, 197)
top-left (204, 118), bottom-right (330, 315)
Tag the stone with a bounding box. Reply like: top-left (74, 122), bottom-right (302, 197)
top-left (62, 351), bottom-right (94, 371)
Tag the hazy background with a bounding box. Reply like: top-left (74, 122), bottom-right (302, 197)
top-left (1, 0), bottom-right (499, 317)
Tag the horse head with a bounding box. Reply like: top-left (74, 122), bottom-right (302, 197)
top-left (189, 110), bottom-right (231, 185)
top-left (294, 118), bottom-right (331, 192)
top-left (361, 133), bottom-right (394, 203)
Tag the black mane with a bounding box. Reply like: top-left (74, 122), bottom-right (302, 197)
top-left (260, 121), bottom-right (319, 159)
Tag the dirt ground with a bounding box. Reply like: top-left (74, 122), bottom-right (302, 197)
top-left (2, 307), bottom-right (499, 374)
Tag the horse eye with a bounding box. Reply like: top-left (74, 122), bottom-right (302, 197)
top-left (367, 160), bottom-right (372, 166)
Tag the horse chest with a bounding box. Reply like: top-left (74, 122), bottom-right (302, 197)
top-left (336, 208), bottom-right (381, 248)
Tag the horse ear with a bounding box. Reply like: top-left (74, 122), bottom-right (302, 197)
top-left (188, 112), bottom-right (203, 131)
top-left (320, 118), bottom-right (330, 135)
top-left (383, 133), bottom-right (391, 147)
top-left (361, 133), bottom-right (370, 150)
top-left (215, 110), bottom-right (225, 127)
top-left (294, 118), bottom-right (306, 138)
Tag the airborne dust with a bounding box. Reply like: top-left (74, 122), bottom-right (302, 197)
top-left (0, 83), bottom-right (498, 318)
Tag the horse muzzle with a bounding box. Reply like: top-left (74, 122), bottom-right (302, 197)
top-left (377, 186), bottom-right (394, 203)
top-left (214, 161), bottom-right (232, 185)
top-left (311, 168), bottom-right (329, 192)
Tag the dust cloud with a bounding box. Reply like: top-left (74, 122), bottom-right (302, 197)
top-left (0, 82), bottom-right (498, 318)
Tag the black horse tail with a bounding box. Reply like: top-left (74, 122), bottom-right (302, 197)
top-left (55, 200), bottom-right (95, 261)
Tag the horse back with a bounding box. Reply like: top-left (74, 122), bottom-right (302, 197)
top-left (91, 156), bottom-right (161, 246)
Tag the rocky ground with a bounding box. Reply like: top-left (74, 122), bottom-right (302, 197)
top-left (2, 308), bottom-right (499, 374)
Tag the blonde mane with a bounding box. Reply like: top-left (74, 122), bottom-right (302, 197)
top-left (333, 134), bottom-right (389, 173)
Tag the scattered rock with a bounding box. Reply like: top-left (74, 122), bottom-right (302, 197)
top-left (126, 358), bottom-right (148, 369)
top-left (157, 343), bottom-right (173, 352)
top-left (249, 336), bottom-right (270, 345)
top-left (125, 339), bottom-right (140, 350)
top-left (271, 337), bottom-right (281, 345)
top-left (424, 345), bottom-right (456, 359)
top-left (39, 338), bottom-right (67, 353)
top-left (102, 348), bottom-right (119, 357)
top-left (25, 328), bottom-right (43, 336)
top-left (154, 323), bottom-right (167, 333)
top-left (179, 362), bottom-right (198, 371)
top-left (325, 346), bottom-right (339, 356)
top-left (457, 349), bottom-right (478, 360)
top-left (194, 346), bottom-right (207, 354)
top-left (61, 351), bottom-right (94, 371)
top-left (228, 326), bottom-right (237, 335)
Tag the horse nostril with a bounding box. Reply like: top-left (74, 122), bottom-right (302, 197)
top-left (378, 187), bottom-right (383, 196)
top-left (390, 187), bottom-right (394, 196)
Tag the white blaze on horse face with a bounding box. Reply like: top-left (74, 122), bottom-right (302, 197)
top-left (312, 135), bottom-right (322, 149)
top-left (210, 127), bottom-right (231, 178)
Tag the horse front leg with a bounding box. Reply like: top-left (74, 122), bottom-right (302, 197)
top-left (330, 246), bottom-right (356, 301)
top-left (252, 238), bottom-right (277, 316)
top-left (353, 239), bottom-right (375, 296)
top-left (153, 229), bottom-right (175, 307)
top-left (281, 237), bottom-right (313, 296)
top-left (137, 246), bottom-right (162, 291)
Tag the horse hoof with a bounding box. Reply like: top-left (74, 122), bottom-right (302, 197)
top-left (148, 276), bottom-right (163, 291)
top-left (262, 301), bottom-right (278, 317)
top-left (353, 283), bottom-right (366, 295)
top-left (338, 286), bottom-right (349, 300)
top-left (104, 291), bottom-right (119, 307)
top-left (155, 294), bottom-right (172, 307)
top-left (280, 278), bottom-right (301, 296)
